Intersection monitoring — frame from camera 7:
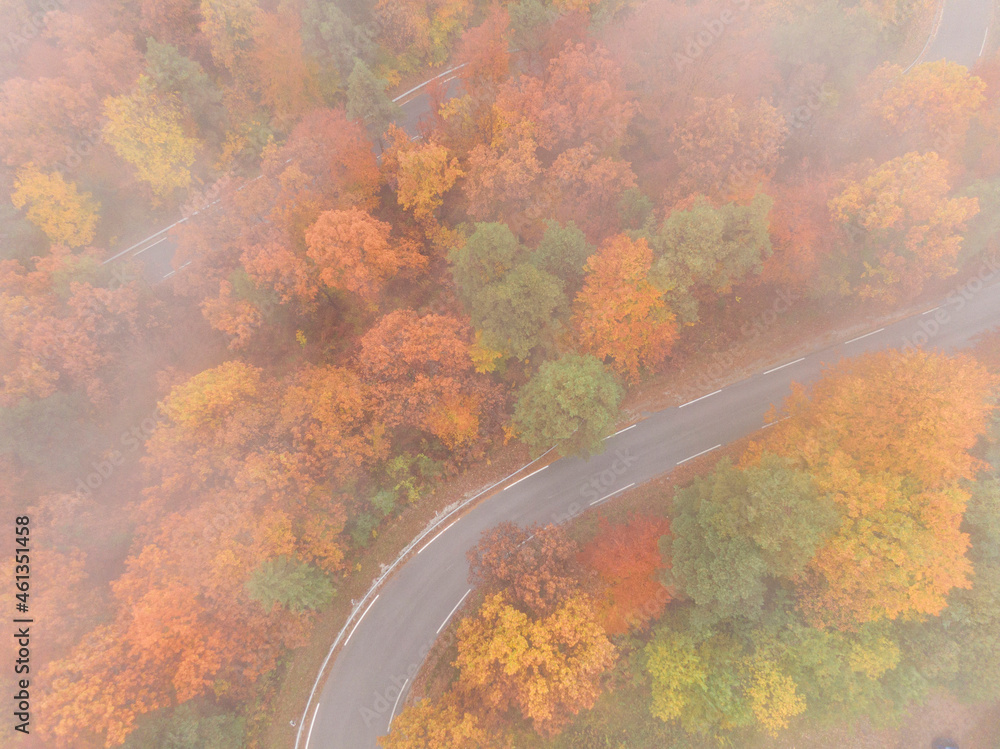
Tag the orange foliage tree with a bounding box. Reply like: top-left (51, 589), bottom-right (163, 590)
top-left (467, 523), bottom-right (582, 616)
top-left (670, 95), bottom-right (788, 200)
top-left (453, 592), bottom-right (616, 737)
top-left (865, 60), bottom-right (986, 153)
top-left (752, 350), bottom-right (996, 628)
top-left (828, 151), bottom-right (979, 303)
top-left (579, 514), bottom-right (672, 634)
top-left (573, 234), bottom-right (677, 382)
top-left (305, 208), bottom-right (426, 300)
top-left (497, 40), bottom-right (636, 152)
top-left (356, 310), bottom-right (502, 451)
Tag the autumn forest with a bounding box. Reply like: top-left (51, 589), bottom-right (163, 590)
top-left (3, 0), bottom-right (1000, 747)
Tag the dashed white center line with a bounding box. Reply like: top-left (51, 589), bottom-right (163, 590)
top-left (677, 444), bottom-right (722, 466)
top-left (590, 482), bottom-right (636, 506)
top-left (387, 678), bottom-right (410, 731)
top-left (417, 521), bottom-right (456, 554)
top-left (844, 327), bottom-right (884, 345)
top-left (679, 389), bottom-right (722, 408)
top-left (504, 465), bottom-right (548, 491)
top-left (343, 595), bottom-right (379, 647)
top-left (762, 357), bottom-right (805, 375)
top-left (981, 26), bottom-right (990, 58)
top-left (922, 306), bottom-right (941, 315)
top-left (437, 589), bottom-right (472, 634)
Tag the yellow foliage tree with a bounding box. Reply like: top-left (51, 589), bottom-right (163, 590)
top-left (867, 60), bottom-right (986, 151)
top-left (828, 151), bottom-right (978, 303)
top-left (102, 76), bottom-right (200, 200)
top-left (11, 165), bottom-right (100, 247)
top-left (396, 141), bottom-right (464, 224)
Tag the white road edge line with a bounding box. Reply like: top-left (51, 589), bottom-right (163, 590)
top-left (844, 327), bottom-right (885, 345)
top-left (981, 26), bottom-right (990, 58)
top-left (343, 595), bottom-right (379, 647)
top-left (922, 306), bottom-right (941, 315)
top-left (677, 444), bottom-right (722, 466)
top-left (590, 482), bottom-right (636, 506)
top-left (606, 424), bottom-right (637, 439)
top-left (759, 417), bottom-right (790, 430)
top-left (437, 589), bottom-right (472, 634)
top-left (298, 444), bottom-right (557, 749)
top-left (678, 389), bottom-right (722, 408)
top-left (387, 678), bottom-right (410, 732)
top-left (762, 357), bottom-right (805, 375)
top-left (132, 236), bottom-right (169, 256)
top-left (504, 465), bottom-right (548, 491)
top-left (417, 521), bottom-right (456, 555)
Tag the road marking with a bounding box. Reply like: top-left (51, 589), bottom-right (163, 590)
top-left (762, 357), bottom-right (805, 375)
top-left (133, 236), bottom-right (169, 256)
top-left (417, 521), bottom-right (456, 555)
top-left (590, 482), bottom-right (636, 506)
top-left (605, 424), bottom-right (637, 439)
top-left (162, 270), bottom-right (176, 279)
top-left (517, 532), bottom-right (536, 548)
top-left (679, 389), bottom-right (722, 408)
top-left (981, 26), bottom-right (990, 57)
top-left (759, 417), bottom-right (790, 430)
top-left (677, 444), bottom-right (722, 465)
top-left (343, 595), bottom-right (379, 647)
top-left (844, 327), bottom-right (884, 345)
top-left (387, 678), bottom-right (410, 731)
top-left (437, 589), bottom-right (472, 634)
top-left (504, 465), bottom-right (548, 491)
top-left (922, 306), bottom-right (941, 315)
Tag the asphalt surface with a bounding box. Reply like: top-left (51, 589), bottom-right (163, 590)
top-left (105, 77), bottom-right (461, 285)
top-left (919, 0), bottom-right (993, 68)
top-left (306, 6), bottom-right (997, 747)
top-left (309, 263), bottom-right (1000, 749)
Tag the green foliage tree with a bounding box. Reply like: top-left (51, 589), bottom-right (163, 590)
top-left (651, 193), bottom-right (773, 322)
top-left (449, 222), bottom-right (524, 304)
top-left (665, 455), bottom-right (837, 625)
top-left (512, 354), bottom-right (623, 456)
top-left (145, 38), bottom-right (223, 133)
top-left (530, 220), bottom-right (593, 291)
top-left (245, 556), bottom-right (334, 612)
top-left (302, 0), bottom-right (375, 93)
top-left (346, 59), bottom-right (401, 141)
top-left (102, 75), bottom-right (201, 200)
top-left (122, 703), bottom-right (245, 749)
top-left (471, 263), bottom-right (567, 360)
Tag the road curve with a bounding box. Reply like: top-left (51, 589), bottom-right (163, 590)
top-left (306, 7), bottom-right (997, 746)
top-left (308, 263), bottom-right (1000, 749)
top-left (110, 77), bottom-right (459, 285)
top-left (917, 0), bottom-right (993, 68)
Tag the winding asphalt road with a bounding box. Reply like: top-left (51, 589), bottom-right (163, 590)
top-left (302, 4), bottom-right (998, 747)
top-left (919, 0), bottom-right (993, 68)
top-left (101, 74), bottom-right (462, 284)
